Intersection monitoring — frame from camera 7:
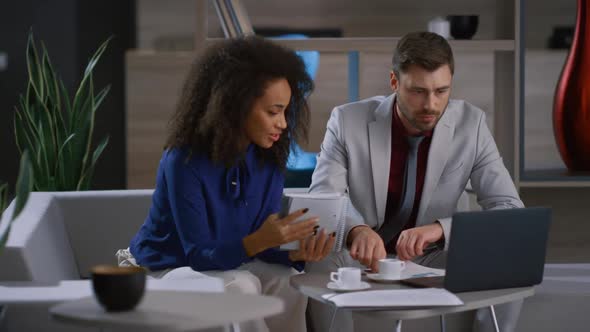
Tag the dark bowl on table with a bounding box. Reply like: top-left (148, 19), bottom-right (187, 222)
top-left (448, 15), bottom-right (479, 39)
top-left (91, 265), bottom-right (147, 312)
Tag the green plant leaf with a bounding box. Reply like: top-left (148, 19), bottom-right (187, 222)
top-left (59, 80), bottom-right (72, 126)
top-left (0, 183), bottom-right (8, 214)
top-left (25, 32), bottom-right (44, 101)
top-left (55, 134), bottom-right (76, 190)
top-left (41, 47), bottom-right (61, 153)
top-left (77, 135), bottom-right (109, 190)
top-left (83, 37), bottom-right (111, 77)
top-left (41, 45), bottom-right (61, 111)
top-left (0, 226), bottom-right (12, 253)
top-left (91, 136), bottom-right (109, 167)
top-left (12, 151), bottom-right (34, 221)
top-left (16, 98), bottom-right (43, 152)
top-left (0, 182), bottom-right (9, 252)
top-left (35, 122), bottom-right (51, 190)
top-left (93, 85), bottom-right (111, 112)
top-left (14, 107), bottom-right (43, 191)
top-left (79, 73), bottom-right (96, 178)
top-left (55, 133), bottom-right (76, 189)
top-left (14, 108), bottom-right (32, 154)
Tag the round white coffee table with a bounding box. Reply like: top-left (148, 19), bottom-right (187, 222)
top-left (50, 290), bottom-right (283, 331)
top-left (291, 273), bottom-right (534, 332)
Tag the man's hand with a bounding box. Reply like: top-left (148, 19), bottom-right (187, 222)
top-left (395, 223), bottom-right (444, 261)
top-left (348, 226), bottom-right (386, 272)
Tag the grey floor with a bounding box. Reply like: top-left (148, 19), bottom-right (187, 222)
top-left (517, 264), bottom-right (590, 332)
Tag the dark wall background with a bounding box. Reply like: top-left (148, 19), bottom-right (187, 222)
top-left (0, 0), bottom-right (135, 190)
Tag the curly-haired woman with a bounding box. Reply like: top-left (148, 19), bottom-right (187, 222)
top-left (123, 36), bottom-right (334, 332)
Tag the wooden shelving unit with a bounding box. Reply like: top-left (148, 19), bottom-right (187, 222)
top-left (203, 0), bottom-right (524, 184)
top-left (204, 37), bottom-right (516, 52)
top-left (126, 0), bottom-right (524, 189)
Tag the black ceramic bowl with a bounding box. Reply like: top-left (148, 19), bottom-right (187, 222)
top-left (448, 15), bottom-right (479, 40)
top-left (91, 265), bottom-right (146, 312)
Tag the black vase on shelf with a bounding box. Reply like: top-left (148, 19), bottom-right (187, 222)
top-left (448, 15), bottom-right (479, 39)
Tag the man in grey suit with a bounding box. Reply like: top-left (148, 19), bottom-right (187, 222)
top-left (306, 32), bottom-right (524, 331)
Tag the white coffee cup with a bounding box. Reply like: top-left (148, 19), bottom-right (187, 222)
top-left (378, 258), bottom-right (406, 279)
top-left (330, 267), bottom-right (361, 288)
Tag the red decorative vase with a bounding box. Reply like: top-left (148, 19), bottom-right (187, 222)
top-left (553, 0), bottom-right (590, 171)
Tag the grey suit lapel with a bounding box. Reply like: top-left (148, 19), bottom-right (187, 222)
top-left (369, 94), bottom-right (395, 226)
top-left (417, 107), bottom-right (455, 225)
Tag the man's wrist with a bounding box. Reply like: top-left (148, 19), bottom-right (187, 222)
top-left (434, 220), bottom-right (445, 248)
top-left (346, 225), bottom-right (371, 246)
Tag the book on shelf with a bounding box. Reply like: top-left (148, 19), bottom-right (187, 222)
top-left (279, 192), bottom-right (349, 252)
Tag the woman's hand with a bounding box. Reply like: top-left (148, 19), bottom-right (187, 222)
top-left (243, 209), bottom-right (319, 256)
top-left (288, 229), bottom-right (336, 262)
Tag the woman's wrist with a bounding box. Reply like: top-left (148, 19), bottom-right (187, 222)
top-left (288, 251), bottom-right (298, 262)
top-left (243, 232), bottom-right (266, 257)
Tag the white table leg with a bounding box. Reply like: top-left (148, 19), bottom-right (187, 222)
top-left (489, 305), bottom-right (500, 332)
top-left (395, 319), bottom-right (402, 332)
top-left (440, 314), bottom-right (446, 332)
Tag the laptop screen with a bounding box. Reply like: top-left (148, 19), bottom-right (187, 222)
top-left (442, 207), bottom-right (551, 292)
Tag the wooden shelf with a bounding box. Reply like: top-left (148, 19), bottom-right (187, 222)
top-left (205, 37), bottom-right (516, 53)
top-left (520, 181), bottom-right (590, 188)
top-left (519, 169), bottom-right (590, 188)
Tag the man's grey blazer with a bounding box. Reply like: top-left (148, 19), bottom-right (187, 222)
top-left (309, 93), bottom-right (524, 249)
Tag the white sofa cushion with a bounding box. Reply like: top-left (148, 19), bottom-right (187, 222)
top-left (54, 190), bottom-right (153, 278)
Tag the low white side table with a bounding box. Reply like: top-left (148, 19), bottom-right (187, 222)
top-left (50, 290), bottom-right (283, 331)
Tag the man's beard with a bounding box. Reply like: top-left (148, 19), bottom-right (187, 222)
top-left (398, 99), bottom-right (442, 132)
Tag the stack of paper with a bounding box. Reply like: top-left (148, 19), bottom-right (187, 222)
top-left (322, 288), bottom-right (463, 308)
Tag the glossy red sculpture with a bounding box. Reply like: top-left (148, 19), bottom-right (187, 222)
top-left (554, 0), bottom-right (590, 171)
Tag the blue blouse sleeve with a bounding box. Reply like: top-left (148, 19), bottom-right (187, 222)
top-left (254, 171), bottom-right (305, 271)
top-left (164, 151), bottom-right (251, 271)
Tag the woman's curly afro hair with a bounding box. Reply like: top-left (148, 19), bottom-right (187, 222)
top-left (165, 36), bottom-right (314, 169)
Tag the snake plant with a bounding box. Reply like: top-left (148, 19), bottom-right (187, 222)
top-left (14, 31), bottom-right (110, 191)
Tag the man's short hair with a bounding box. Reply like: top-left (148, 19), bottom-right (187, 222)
top-left (392, 32), bottom-right (454, 77)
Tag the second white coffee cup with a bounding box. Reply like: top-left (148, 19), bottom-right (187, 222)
top-left (378, 258), bottom-right (406, 279)
top-left (330, 267), bottom-right (361, 288)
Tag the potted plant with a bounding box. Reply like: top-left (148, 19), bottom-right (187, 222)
top-left (13, 32), bottom-right (111, 191)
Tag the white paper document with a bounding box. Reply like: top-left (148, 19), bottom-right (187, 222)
top-left (322, 288), bottom-right (463, 308)
top-left (399, 261), bottom-right (446, 279)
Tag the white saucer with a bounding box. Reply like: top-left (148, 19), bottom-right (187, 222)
top-left (366, 273), bottom-right (404, 283)
top-left (326, 281), bottom-right (371, 292)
